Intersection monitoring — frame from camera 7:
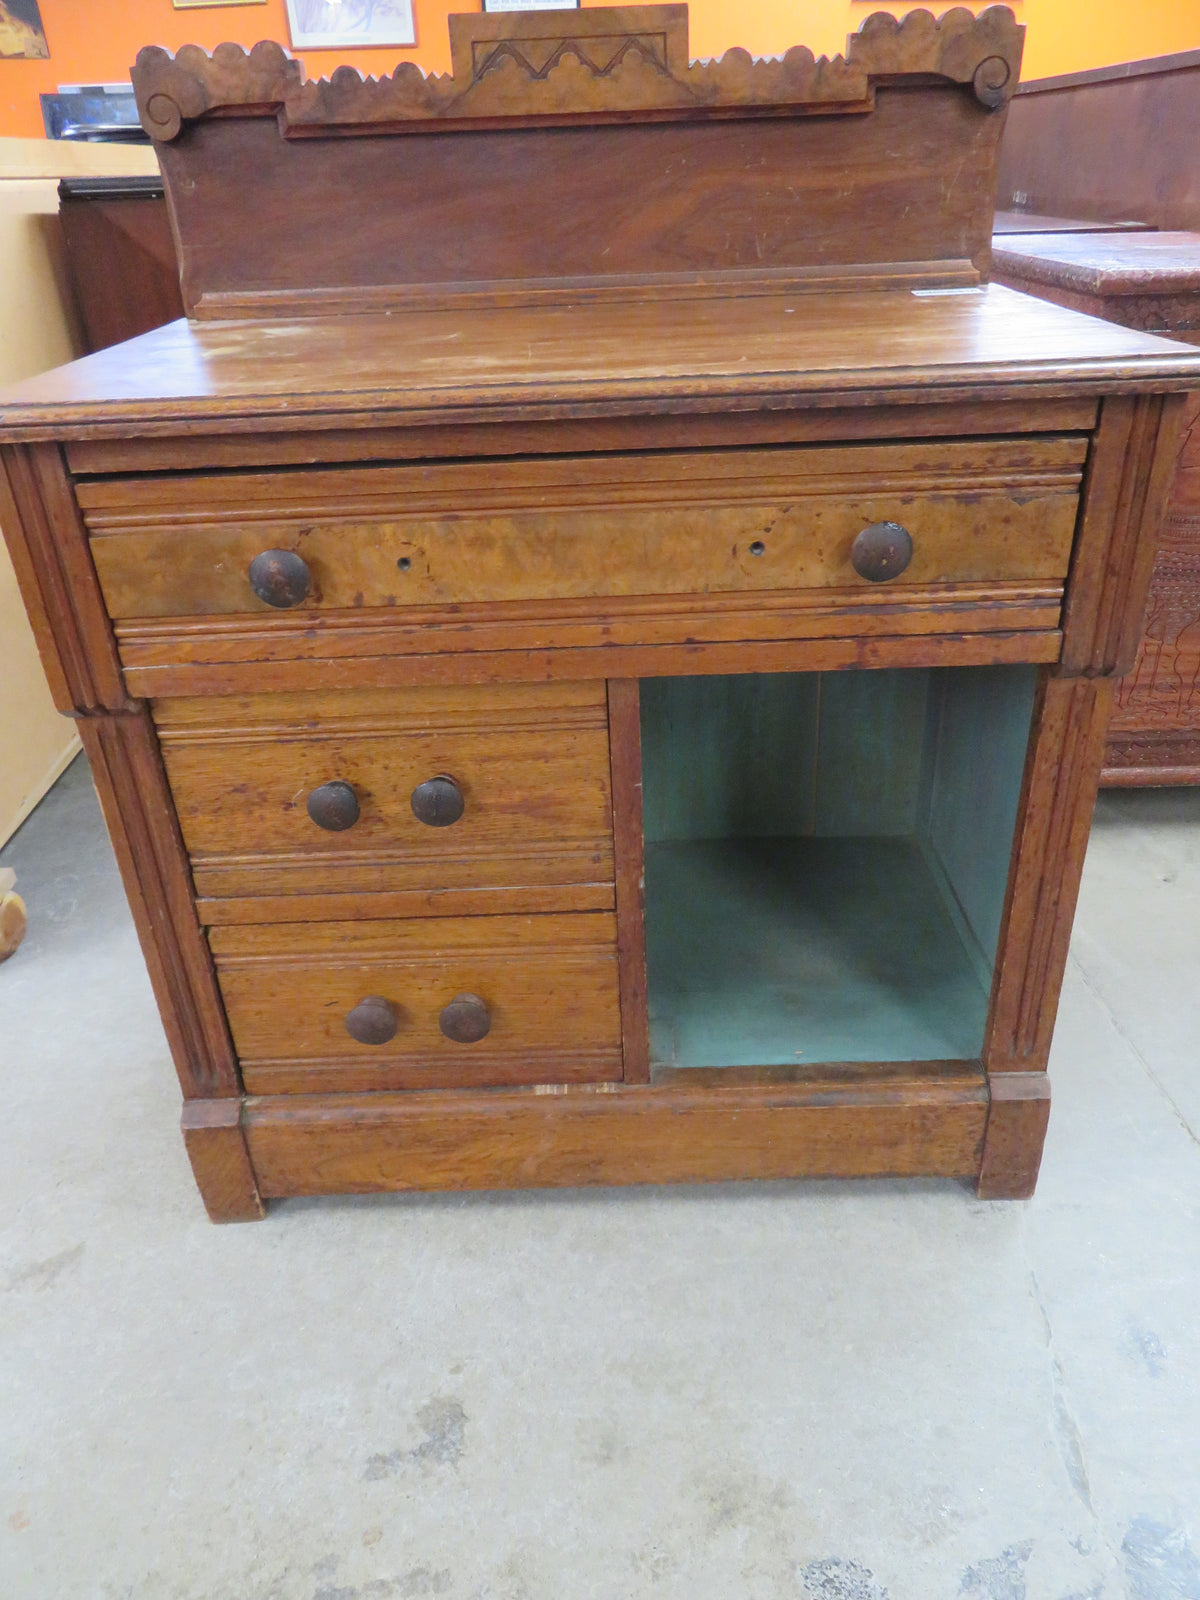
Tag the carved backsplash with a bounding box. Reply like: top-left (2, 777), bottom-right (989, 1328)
top-left (132, 4), bottom-right (1023, 141)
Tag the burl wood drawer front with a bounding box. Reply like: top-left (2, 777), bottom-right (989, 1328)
top-left (81, 438), bottom-right (1088, 620)
top-left (153, 682), bottom-right (614, 920)
top-left (209, 913), bottom-right (622, 1093)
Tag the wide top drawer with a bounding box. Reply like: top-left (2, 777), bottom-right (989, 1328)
top-left (79, 437), bottom-right (1089, 622)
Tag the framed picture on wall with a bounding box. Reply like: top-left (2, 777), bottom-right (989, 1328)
top-left (0, 0), bottom-right (49, 60)
top-left (285, 0), bottom-right (416, 49)
top-left (482, 0), bottom-right (579, 11)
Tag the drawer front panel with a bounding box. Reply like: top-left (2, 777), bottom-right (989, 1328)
top-left (154, 682), bottom-right (614, 911)
top-left (83, 439), bottom-right (1088, 620)
top-left (209, 912), bottom-right (622, 1093)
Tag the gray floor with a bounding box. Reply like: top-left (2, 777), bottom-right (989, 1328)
top-left (1, 755), bottom-right (1198, 1600)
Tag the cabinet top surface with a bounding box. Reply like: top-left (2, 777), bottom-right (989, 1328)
top-left (992, 232), bottom-right (1200, 295)
top-left (1, 284), bottom-right (1199, 441)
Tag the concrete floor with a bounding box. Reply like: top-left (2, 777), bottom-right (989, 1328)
top-left (1, 755), bottom-right (1198, 1600)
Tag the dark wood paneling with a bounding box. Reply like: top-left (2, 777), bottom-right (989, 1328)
top-left (159, 90), bottom-right (999, 318)
top-left (59, 185), bottom-right (183, 354)
top-left (996, 52), bottom-right (1200, 231)
top-left (994, 229), bottom-right (1200, 783)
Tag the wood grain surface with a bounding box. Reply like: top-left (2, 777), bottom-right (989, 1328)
top-left (607, 680), bottom-right (650, 1084)
top-left (994, 233), bottom-right (1200, 299)
top-left (0, 443), bottom-right (129, 714)
top-left (2, 288), bottom-right (1198, 444)
top-left (127, 8), bottom-right (1023, 316)
top-left (993, 229), bottom-right (1200, 789)
top-left (156, 97), bottom-right (996, 317)
top-left (132, 8), bottom-right (1022, 141)
top-left (1060, 394), bottom-right (1185, 676)
top-left (58, 188), bottom-right (184, 355)
top-left (121, 627), bottom-right (1066, 702)
top-left (210, 912), bottom-right (622, 1093)
top-left (995, 50), bottom-right (1200, 235)
top-left (77, 709), bottom-right (240, 1100)
top-left (180, 1098), bottom-right (264, 1222)
top-left (153, 682), bottom-right (614, 912)
top-left (984, 672), bottom-right (1113, 1079)
top-left (62, 399), bottom-right (1100, 476)
top-left (977, 1071), bottom-right (1051, 1199)
top-left (2, 8), bottom-right (1193, 1213)
top-left (82, 438), bottom-right (1085, 621)
top-left (242, 1069), bottom-right (988, 1195)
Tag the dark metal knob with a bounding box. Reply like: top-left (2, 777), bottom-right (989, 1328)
top-left (345, 996), bottom-right (399, 1046)
top-left (306, 780), bottom-right (360, 832)
top-left (248, 548), bottom-right (312, 609)
top-left (439, 993), bottom-right (490, 1043)
top-left (850, 521), bottom-right (914, 583)
top-left (411, 775), bottom-right (465, 828)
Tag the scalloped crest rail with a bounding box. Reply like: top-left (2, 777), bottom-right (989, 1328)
top-left (129, 4), bottom-right (1025, 319)
top-left (133, 5), bottom-right (1022, 139)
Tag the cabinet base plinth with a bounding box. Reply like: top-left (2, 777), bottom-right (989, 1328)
top-left (238, 1074), bottom-right (989, 1201)
top-left (976, 1072), bottom-right (1051, 1199)
top-left (181, 1099), bottom-right (266, 1223)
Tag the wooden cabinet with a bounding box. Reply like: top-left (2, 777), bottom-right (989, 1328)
top-left (993, 231), bottom-right (1200, 784)
top-left (2, 6), bottom-right (1198, 1220)
top-left (993, 52), bottom-right (1200, 784)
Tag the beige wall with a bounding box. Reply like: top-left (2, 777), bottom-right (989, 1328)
top-left (0, 142), bottom-right (157, 846)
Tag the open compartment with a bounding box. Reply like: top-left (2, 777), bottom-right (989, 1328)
top-left (640, 666), bottom-right (1039, 1072)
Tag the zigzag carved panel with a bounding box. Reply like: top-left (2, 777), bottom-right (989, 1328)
top-left (132, 4), bottom-right (1023, 139)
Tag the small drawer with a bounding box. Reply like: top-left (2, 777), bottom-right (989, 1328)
top-left (209, 912), bottom-right (623, 1093)
top-left (81, 437), bottom-right (1088, 620)
top-left (154, 681), bottom-right (615, 920)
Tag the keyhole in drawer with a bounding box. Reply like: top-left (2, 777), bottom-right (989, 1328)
top-left (749, 540), bottom-right (766, 557)
top-left (397, 556), bottom-right (412, 572)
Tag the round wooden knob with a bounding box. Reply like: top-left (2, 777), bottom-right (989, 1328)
top-left (850, 521), bottom-right (914, 583)
top-left (248, 548), bottom-right (312, 609)
top-left (345, 996), bottom-right (399, 1046)
top-left (306, 780), bottom-right (360, 832)
top-left (439, 993), bottom-right (490, 1043)
top-left (411, 775), bottom-right (465, 828)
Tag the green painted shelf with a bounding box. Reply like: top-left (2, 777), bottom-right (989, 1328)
top-left (646, 836), bottom-right (990, 1068)
top-left (640, 664), bottom-right (1038, 1070)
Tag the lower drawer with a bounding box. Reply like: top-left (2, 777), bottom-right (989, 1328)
top-left (209, 912), bottom-right (622, 1093)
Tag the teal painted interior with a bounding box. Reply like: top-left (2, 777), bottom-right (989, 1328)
top-left (640, 666), bottom-right (1038, 1069)
top-left (919, 666), bottom-right (1040, 987)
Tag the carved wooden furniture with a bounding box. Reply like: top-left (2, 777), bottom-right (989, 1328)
top-left (993, 232), bottom-right (1200, 783)
top-left (1, 6), bottom-right (1197, 1220)
top-left (994, 52), bottom-right (1200, 784)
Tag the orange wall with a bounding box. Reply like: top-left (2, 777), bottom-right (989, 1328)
top-left (4, 0), bottom-right (1200, 139)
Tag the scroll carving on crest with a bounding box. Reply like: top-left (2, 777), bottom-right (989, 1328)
top-left (132, 3), bottom-right (1024, 142)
